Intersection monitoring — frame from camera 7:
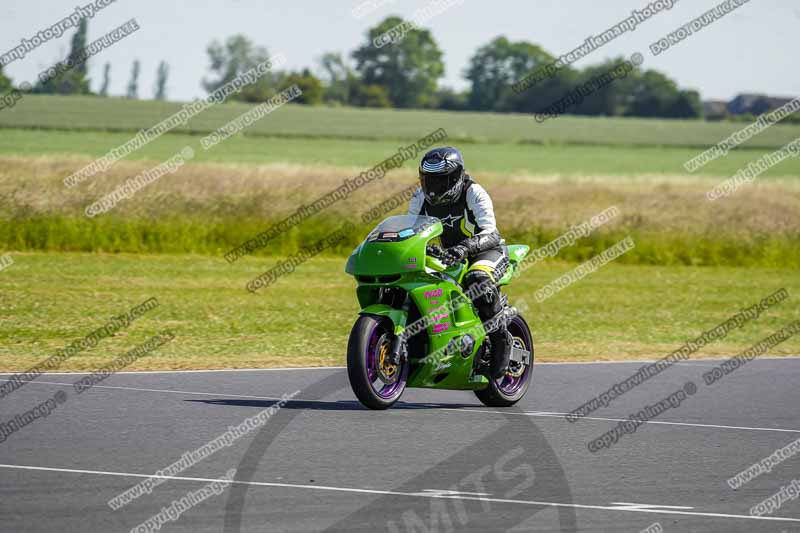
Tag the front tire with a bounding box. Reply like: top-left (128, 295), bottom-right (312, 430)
top-left (474, 314), bottom-right (534, 407)
top-left (347, 315), bottom-right (408, 410)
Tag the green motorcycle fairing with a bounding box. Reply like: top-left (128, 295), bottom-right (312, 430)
top-left (346, 215), bottom-right (528, 391)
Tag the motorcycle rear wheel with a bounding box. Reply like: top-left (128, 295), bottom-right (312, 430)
top-left (474, 314), bottom-right (534, 407)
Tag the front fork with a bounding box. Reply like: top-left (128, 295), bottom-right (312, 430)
top-left (385, 292), bottom-right (411, 366)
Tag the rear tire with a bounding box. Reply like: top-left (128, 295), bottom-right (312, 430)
top-left (474, 314), bottom-right (534, 407)
top-left (347, 315), bottom-right (408, 410)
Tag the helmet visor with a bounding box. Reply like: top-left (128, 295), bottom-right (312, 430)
top-left (420, 173), bottom-right (454, 200)
top-left (421, 166), bottom-right (462, 203)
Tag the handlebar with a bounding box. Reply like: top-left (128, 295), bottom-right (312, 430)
top-left (426, 244), bottom-right (446, 259)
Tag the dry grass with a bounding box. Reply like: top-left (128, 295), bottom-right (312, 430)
top-left (3, 155), bottom-right (799, 237)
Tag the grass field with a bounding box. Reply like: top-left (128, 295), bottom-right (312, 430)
top-left (4, 128), bottom-right (800, 177)
top-left (2, 155), bottom-right (799, 266)
top-left (1, 96), bottom-right (798, 369)
top-left (3, 95), bottom-right (800, 149)
top-left (0, 253), bottom-right (797, 371)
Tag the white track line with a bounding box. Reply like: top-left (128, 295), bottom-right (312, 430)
top-left (5, 379), bottom-right (799, 435)
top-left (0, 367), bottom-right (347, 376)
top-left (446, 409), bottom-right (800, 434)
top-left (0, 379), bottom-right (297, 403)
top-left (539, 356), bottom-right (800, 365)
top-left (0, 356), bottom-right (796, 375)
top-left (0, 463), bottom-right (797, 524)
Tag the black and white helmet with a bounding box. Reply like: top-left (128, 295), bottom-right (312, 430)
top-left (419, 146), bottom-right (465, 207)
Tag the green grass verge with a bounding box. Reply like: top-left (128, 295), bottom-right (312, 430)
top-left (0, 253), bottom-right (797, 371)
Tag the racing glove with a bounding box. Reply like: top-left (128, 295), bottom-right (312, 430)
top-left (441, 245), bottom-right (468, 266)
top-left (460, 230), bottom-right (501, 256)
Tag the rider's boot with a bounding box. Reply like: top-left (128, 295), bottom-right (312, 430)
top-left (489, 328), bottom-right (512, 379)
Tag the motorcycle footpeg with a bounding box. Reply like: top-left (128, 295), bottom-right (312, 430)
top-left (504, 305), bottom-right (519, 321)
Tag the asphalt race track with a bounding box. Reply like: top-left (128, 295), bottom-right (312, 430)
top-left (1, 358), bottom-right (799, 533)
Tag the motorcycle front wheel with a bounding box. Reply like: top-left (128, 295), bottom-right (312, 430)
top-left (347, 315), bottom-right (409, 410)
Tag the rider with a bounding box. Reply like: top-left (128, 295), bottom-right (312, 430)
top-left (408, 147), bottom-right (512, 379)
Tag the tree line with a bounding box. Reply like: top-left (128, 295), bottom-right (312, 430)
top-left (0, 15), bottom-right (784, 121)
top-left (199, 16), bottom-right (704, 119)
top-left (0, 19), bottom-right (169, 100)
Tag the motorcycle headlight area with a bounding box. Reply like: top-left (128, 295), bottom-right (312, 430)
top-left (367, 228), bottom-right (416, 242)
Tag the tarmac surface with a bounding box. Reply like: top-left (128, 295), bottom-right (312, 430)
top-left (1, 358), bottom-right (799, 532)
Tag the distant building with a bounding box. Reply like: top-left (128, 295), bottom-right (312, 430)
top-left (703, 100), bottom-right (728, 119)
top-left (727, 93), bottom-right (796, 115)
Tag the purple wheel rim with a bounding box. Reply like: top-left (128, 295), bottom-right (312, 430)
top-left (365, 322), bottom-right (408, 400)
top-left (496, 316), bottom-right (533, 395)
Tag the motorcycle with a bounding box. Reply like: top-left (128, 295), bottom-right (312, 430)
top-left (345, 214), bottom-right (534, 410)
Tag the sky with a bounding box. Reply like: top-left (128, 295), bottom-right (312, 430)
top-left (1, 0), bottom-right (797, 103)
